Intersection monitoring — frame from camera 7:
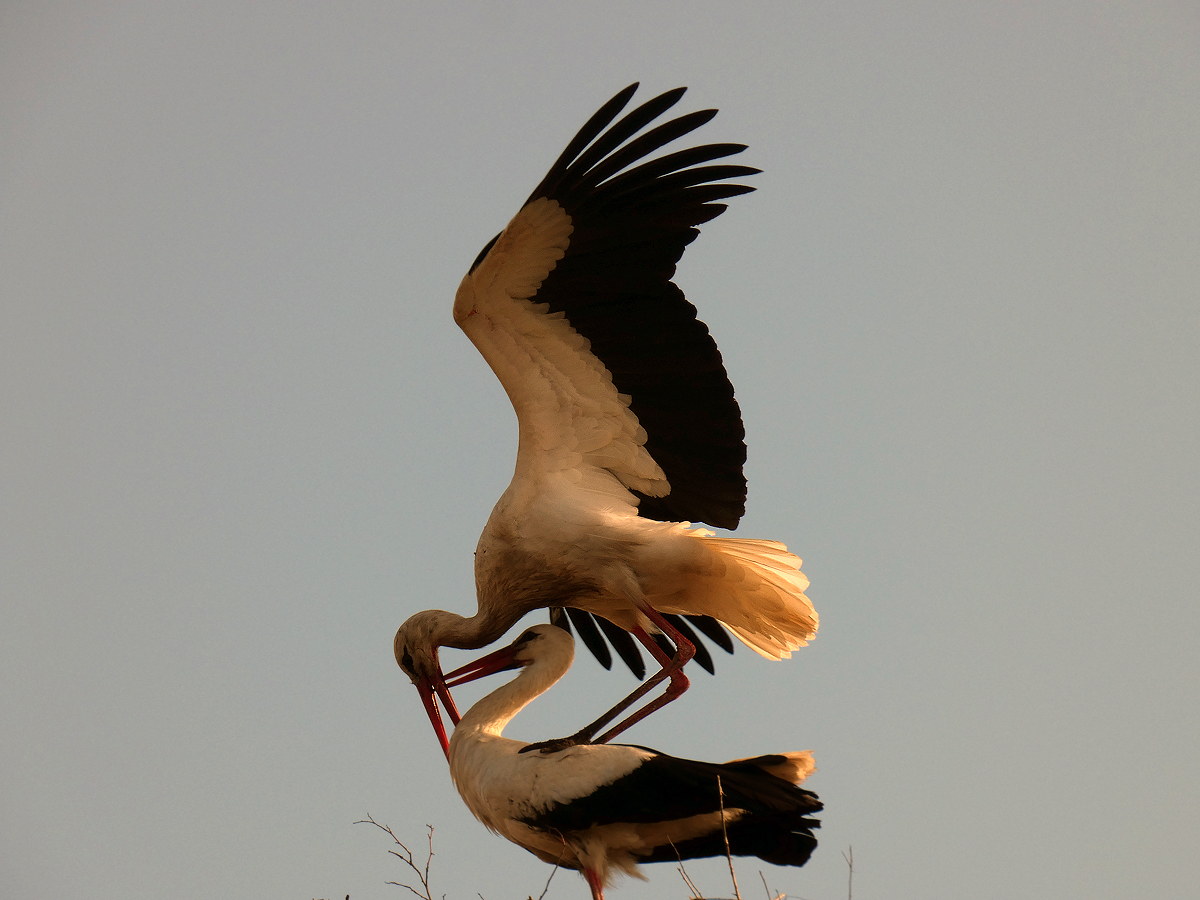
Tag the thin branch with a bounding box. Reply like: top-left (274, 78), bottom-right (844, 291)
top-left (670, 839), bottom-right (703, 899)
top-left (841, 846), bottom-right (854, 900)
top-left (355, 815), bottom-right (436, 900)
top-left (530, 858), bottom-right (560, 900)
top-left (716, 776), bottom-right (742, 900)
top-left (422, 824), bottom-right (434, 895)
top-left (758, 871), bottom-right (785, 900)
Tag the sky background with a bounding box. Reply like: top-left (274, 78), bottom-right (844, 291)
top-left (3, 2), bottom-right (1199, 899)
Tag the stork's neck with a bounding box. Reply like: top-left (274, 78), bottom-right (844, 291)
top-left (454, 645), bottom-right (574, 738)
top-left (436, 609), bottom-right (514, 651)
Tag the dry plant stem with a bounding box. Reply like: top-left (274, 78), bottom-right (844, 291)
top-left (667, 844), bottom-right (700, 897)
top-left (354, 815), bottom-right (435, 900)
top-left (757, 872), bottom-right (785, 900)
top-left (532, 858), bottom-right (560, 900)
top-left (842, 846), bottom-right (854, 900)
top-left (717, 776), bottom-right (742, 900)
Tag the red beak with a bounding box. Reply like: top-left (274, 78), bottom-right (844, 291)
top-left (414, 656), bottom-right (462, 761)
top-left (414, 675), bottom-right (452, 760)
top-left (444, 643), bottom-right (523, 687)
top-left (413, 642), bottom-right (525, 760)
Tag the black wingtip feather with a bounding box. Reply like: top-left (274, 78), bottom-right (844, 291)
top-left (577, 108), bottom-right (720, 190)
top-left (528, 84), bottom-right (686, 205)
top-left (559, 607), bottom-right (614, 670)
top-left (527, 83), bottom-right (641, 204)
top-left (650, 630), bottom-right (675, 659)
top-left (684, 614), bottom-right (735, 654)
top-left (593, 615), bottom-right (647, 680)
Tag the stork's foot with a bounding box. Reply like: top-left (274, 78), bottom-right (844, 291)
top-left (518, 730), bottom-right (593, 755)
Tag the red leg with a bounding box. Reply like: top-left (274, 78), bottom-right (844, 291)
top-left (590, 607), bottom-right (694, 743)
top-left (585, 867), bottom-right (605, 900)
top-left (539, 605), bottom-right (695, 748)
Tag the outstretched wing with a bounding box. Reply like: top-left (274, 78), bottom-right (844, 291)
top-left (456, 84), bottom-right (756, 674)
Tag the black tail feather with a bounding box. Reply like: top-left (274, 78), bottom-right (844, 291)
top-left (638, 810), bottom-right (820, 868)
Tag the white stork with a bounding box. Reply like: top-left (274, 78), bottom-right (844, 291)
top-left (444, 624), bottom-right (822, 900)
top-left (394, 83), bottom-right (817, 757)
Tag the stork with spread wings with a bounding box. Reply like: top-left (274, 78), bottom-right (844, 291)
top-left (394, 84), bottom-right (817, 758)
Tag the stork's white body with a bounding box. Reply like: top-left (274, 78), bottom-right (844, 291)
top-left (448, 625), bottom-right (822, 899)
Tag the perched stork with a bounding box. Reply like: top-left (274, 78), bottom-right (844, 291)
top-left (395, 83), bottom-right (817, 757)
top-left (444, 624), bottom-right (822, 900)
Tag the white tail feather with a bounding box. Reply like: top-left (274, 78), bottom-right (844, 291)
top-left (645, 534), bottom-right (818, 660)
top-left (726, 750), bottom-right (817, 785)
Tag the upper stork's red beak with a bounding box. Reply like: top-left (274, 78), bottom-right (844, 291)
top-left (415, 666), bottom-right (462, 761)
top-left (414, 674), bottom-right (450, 760)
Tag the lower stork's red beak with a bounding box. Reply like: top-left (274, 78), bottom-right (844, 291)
top-left (444, 643), bottom-right (523, 686)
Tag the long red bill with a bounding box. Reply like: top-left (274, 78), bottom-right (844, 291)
top-left (434, 674), bottom-right (461, 726)
top-left (415, 675), bottom-right (451, 760)
top-left (416, 643), bottom-right (525, 759)
top-left (444, 644), bottom-right (522, 687)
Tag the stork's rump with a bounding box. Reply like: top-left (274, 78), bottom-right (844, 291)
top-left (632, 528), bottom-right (818, 660)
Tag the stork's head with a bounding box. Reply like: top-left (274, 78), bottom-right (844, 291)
top-left (393, 610), bottom-right (464, 760)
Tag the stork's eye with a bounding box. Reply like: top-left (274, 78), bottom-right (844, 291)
top-left (400, 648), bottom-right (415, 673)
top-left (515, 629), bottom-right (539, 644)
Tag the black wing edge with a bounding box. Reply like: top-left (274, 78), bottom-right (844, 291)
top-left (521, 750), bottom-right (822, 867)
top-left (520, 84), bottom-right (758, 530)
top-left (551, 608), bottom-right (734, 678)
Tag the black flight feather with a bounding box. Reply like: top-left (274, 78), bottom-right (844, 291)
top-left (499, 83), bottom-right (757, 677)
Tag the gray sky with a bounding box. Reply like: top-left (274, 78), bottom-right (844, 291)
top-left (3, 2), bottom-right (1198, 899)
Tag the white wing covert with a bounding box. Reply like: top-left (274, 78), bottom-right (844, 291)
top-left (454, 197), bottom-right (668, 498)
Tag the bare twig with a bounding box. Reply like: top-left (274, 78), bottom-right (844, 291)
top-left (530, 858), bottom-right (560, 900)
top-left (841, 846), bottom-right (854, 900)
top-left (716, 776), bottom-right (742, 900)
top-left (758, 871), bottom-right (786, 900)
top-left (669, 841), bottom-right (703, 899)
top-left (355, 815), bottom-right (436, 900)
